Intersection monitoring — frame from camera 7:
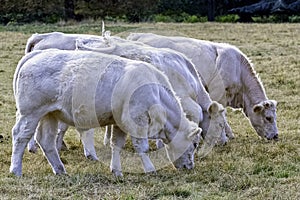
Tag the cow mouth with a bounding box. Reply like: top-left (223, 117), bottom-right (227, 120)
top-left (256, 127), bottom-right (279, 141)
top-left (266, 133), bottom-right (279, 141)
top-left (174, 162), bottom-right (194, 170)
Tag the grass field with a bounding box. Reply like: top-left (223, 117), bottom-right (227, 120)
top-left (0, 22), bottom-right (299, 199)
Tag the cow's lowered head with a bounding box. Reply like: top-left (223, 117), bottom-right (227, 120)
top-left (249, 100), bottom-right (278, 140)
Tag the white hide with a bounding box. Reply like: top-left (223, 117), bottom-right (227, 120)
top-left (128, 33), bottom-right (278, 140)
top-left (24, 32), bottom-right (107, 159)
top-left (25, 32), bottom-right (103, 54)
top-left (77, 38), bottom-right (205, 120)
top-left (11, 49), bottom-right (201, 176)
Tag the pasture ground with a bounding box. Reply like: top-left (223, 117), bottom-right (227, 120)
top-left (0, 22), bottom-right (299, 199)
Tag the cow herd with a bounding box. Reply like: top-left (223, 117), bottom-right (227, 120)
top-left (10, 30), bottom-right (278, 177)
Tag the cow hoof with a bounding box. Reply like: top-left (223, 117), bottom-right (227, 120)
top-left (86, 154), bottom-right (99, 161)
top-left (55, 172), bottom-right (68, 176)
top-left (54, 171), bottom-right (67, 176)
top-left (53, 165), bottom-right (67, 175)
top-left (112, 169), bottom-right (123, 177)
top-left (9, 166), bottom-right (22, 177)
top-left (145, 170), bottom-right (157, 175)
top-left (28, 147), bottom-right (38, 154)
top-left (10, 170), bottom-right (22, 177)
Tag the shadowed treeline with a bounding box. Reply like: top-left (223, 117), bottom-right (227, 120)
top-left (1, 0), bottom-right (299, 24)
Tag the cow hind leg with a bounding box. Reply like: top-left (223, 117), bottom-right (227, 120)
top-left (78, 128), bottom-right (98, 161)
top-left (110, 126), bottom-right (126, 177)
top-left (103, 125), bottom-right (112, 146)
top-left (35, 114), bottom-right (66, 175)
top-left (28, 121), bottom-right (70, 154)
top-left (10, 114), bottom-right (40, 176)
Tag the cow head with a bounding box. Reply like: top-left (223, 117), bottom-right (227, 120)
top-left (200, 101), bottom-right (228, 145)
top-left (250, 100), bottom-right (278, 140)
top-left (165, 122), bottom-right (201, 170)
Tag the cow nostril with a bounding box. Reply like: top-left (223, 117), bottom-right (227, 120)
top-left (273, 134), bottom-right (279, 141)
top-left (266, 117), bottom-right (272, 122)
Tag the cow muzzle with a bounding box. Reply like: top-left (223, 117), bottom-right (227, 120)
top-left (266, 133), bottom-right (279, 141)
top-left (173, 160), bottom-right (194, 170)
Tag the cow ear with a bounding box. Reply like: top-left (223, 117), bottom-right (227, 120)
top-left (253, 104), bottom-right (264, 113)
top-left (208, 101), bottom-right (219, 115)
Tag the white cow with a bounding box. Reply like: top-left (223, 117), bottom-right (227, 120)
top-left (24, 32), bottom-right (125, 159)
top-left (11, 49), bottom-right (201, 176)
top-left (25, 32), bottom-right (106, 159)
top-left (76, 36), bottom-right (229, 145)
top-left (128, 33), bottom-right (278, 140)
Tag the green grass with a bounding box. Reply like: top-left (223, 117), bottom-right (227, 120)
top-left (0, 22), bottom-right (299, 199)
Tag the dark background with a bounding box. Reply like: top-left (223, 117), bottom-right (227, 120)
top-left (0, 0), bottom-right (299, 24)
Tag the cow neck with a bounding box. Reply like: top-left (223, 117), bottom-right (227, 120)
top-left (240, 55), bottom-right (267, 116)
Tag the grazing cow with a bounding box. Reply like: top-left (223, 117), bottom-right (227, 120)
top-left (24, 32), bottom-right (122, 160)
top-left (128, 33), bottom-right (278, 140)
top-left (11, 49), bottom-right (201, 176)
top-left (76, 36), bottom-right (229, 146)
top-left (25, 32), bottom-right (105, 159)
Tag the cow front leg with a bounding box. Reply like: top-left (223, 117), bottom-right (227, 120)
top-left (110, 126), bottom-right (126, 177)
top-left (78, 128), bottom-right (98, 161)
top-left (10, 114), bottom-right (40, 176)
top-left (35, 114), bottom-right (66, 175)
top-left (131, 136), bottom-right (156, 174)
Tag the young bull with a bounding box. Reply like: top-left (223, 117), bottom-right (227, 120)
top-left (11, 49), bottom-right (201, 176)
top-left (25, 32), bottom-right (108, 159)
top-left (128, 33), bottom-right (278, 141)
